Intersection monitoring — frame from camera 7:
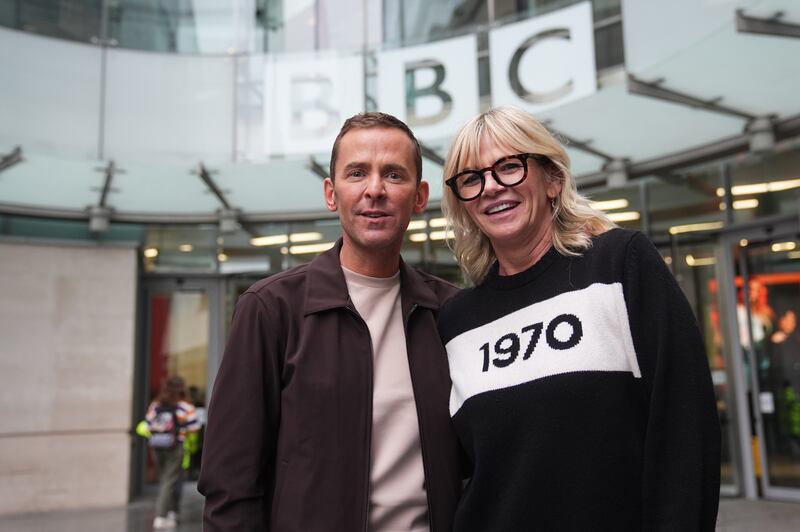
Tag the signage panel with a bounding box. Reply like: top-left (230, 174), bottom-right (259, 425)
top-left (378, 35), bottom-right (479, 141)
top-left (489, 1), bottom-right (596, 113)
top-left (264, 53), bottom-right (364, 155)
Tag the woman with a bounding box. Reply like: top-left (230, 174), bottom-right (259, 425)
top-left (438, 107), bottom-right (720, 531)
top-left (145, 376), bottom-right (200, 530)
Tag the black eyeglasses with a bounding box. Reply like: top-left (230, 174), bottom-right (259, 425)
top-left (445, 153), bottom-right (547, 202)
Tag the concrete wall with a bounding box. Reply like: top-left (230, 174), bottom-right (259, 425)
top-left (0, 241), bottom-right (137, 515)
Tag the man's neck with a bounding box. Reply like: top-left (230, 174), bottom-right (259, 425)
top-left (339, 241), bottom-right (401, 278)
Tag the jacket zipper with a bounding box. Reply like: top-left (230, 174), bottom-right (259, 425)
top-left (404, 304), bottom-right (437, 532)
top-left (346, 306), bottom-right (374, 532)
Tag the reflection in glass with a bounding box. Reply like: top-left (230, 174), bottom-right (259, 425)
top-left (675, 242), bottom-right (736, 487)
top-left (146, 290), bottom-right (209, 483)
top-left (383, 0), bottom-right (488, 47)
top-left (738, 243), bottom-right (800, 489)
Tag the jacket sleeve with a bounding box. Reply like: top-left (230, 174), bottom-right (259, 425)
top-left (198, 292), bottom-right (283, 531)
top-left (622, 232), bottom-right (721, 531)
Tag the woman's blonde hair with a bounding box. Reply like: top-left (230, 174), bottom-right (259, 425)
top-left (442, 106), bottom-right (615, 285)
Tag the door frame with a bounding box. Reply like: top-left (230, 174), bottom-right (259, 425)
top-left (718, 217), bottom-right (800, 501)
top-left (130, 274), bottom-right (225, 498)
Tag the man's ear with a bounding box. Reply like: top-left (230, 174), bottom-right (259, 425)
top-left (324, 178), bottom-right (337, 212)
top-left (413, 180), bottom-right (429, 214)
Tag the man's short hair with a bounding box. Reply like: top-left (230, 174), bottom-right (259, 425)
top-left (329, 112), bottom-right (423, 182)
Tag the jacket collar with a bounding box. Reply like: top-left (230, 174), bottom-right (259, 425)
top-left (303, 238), bottom-right (440, 316)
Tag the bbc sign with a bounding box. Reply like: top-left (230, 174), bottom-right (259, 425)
top-left (263, 1), bottom-right (595, 156)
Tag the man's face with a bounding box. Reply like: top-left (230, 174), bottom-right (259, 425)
top-left (324, 127), bottom-right (428, 262)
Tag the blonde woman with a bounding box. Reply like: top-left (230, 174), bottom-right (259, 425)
top-left (438, 107), bottom-right (720, 531)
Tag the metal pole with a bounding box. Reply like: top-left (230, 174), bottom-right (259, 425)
top-left (362, 0), bottom-right (369, 112)
top-left (721, 162), bottom-right (735, 226)
top-left (738, 246), bottom-right (771, 497)
top-left (639, 178), bottom-right (650, 237)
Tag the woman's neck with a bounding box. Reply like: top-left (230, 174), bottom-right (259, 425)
top-left (494, 225), bottom-right (554, 277)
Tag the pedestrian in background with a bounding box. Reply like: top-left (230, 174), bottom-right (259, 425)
top-left (145, 376), bottom-right (200, 530)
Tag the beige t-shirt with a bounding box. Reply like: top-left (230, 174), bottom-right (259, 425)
top-left (342, 266), bottom-right (429, 532)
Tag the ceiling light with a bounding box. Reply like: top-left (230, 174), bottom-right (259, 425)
top-left (788, 251), bottom-right (800, 260)
top-left (289, 231), bottom-right (323, 243)
top-left (685, 254), bottom-right (716, 267)
top-left (772, 241), bottom-right (796, 252)
top-left (407, 220), bottom-right (427, 231)
top-left (719, 199), bottom-right (759, 210)
top-left (590, 199), bottom-right (629, 211)
top-left (251, 234), bottom-right (289, 246)
top-left (409, 233), bottom-right (428, 242)
top-left (739, 239), bottom-right (748, 247)
top-left (178, 244), bottom-right (193, 252)
top-left (715, 177), bottom-right (800, 197)
top-left (668, 221), bottom-right (724, 235)
top-left (428, 218), bottom-right (447, 227)
top-left (429, 230), bottom-right (454, 241)
top-left (767, 178), bottom-right (800, 192)
top-left (289, 242), bottom-right (336, 255)
top-left (733, 199), bottom-right (759, 210)
top-left (143, 247), bottom-right (159, 258)
top-left (217, 252), bottom-right (228, 262)
top-left (606, 211), bottom-right (640, 222)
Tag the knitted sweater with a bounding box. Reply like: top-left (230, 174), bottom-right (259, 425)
top-left (439, 229), bottom-right (720, 532)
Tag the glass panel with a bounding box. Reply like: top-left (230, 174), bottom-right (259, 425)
top-left (647, 170), bottom-right (723, 240)
top-left (104, 48), bottom-right (234, 162)
top-left (594, 17), bottom-right (623, 71)
top-left (664, 239), bottom-right (737, 487)
top-left (383, 0), bottom-right (488, 47)
top-left (143, 225), bottom-right (219, 273)
top-left (1, 216), bottom-right (144, 242)
top-left (0, 27), bottom-right (102, 158)
top-left (0, 0), bottom-right (102, 43)
top-left (494, 0), bottom-right (621, 22)
top-left (729, 144), bottom-right (800, 224)
top-left (582, 181), bottom-right (643, 232)
top-left (740, 241), bottom-right (800, 489)
top-left (146, 289), bottom-right (209, 483)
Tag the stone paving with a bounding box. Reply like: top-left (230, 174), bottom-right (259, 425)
top-left (0, 484), bottom-right (799, 531)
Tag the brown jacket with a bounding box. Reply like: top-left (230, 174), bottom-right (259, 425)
top-left (198, 240), bottom-right (462, 531)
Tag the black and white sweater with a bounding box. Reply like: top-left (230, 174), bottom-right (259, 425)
top-left (439, 229), bottom-right (720, 532)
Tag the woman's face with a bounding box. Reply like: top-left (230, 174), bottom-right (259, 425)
top-left (460, 136), bottom-right (561, 250)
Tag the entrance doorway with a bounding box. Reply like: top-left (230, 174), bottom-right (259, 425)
top-left (132, 276), bottom-right (224, 496)
top-left (729, 224), bottom-right (800, 500)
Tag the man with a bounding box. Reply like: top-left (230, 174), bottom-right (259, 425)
top-left (198, 113), bottom-right (462, 532)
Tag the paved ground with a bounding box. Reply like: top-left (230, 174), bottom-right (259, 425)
top-left (0, 485), bottom-right (799, 531)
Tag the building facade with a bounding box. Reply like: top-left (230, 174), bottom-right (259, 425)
top-left (1, 0), bottom-right (799, 513)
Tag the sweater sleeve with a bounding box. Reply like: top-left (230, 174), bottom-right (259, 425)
top-left (622, 232), bottom-right (721, 531)
top-left (198, 292), bottom-right (283, 532)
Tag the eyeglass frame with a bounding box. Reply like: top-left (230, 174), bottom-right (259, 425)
top-left (445, 153), bottom-right (550, 202)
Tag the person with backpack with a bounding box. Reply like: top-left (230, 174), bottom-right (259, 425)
top-left (145, 375), bottom-right (200, 530)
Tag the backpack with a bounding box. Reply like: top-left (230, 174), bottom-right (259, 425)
top-left (148, 404), bottom-right (180, 449)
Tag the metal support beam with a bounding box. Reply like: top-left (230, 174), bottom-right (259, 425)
top-left (94, 160), bottom-right (122, 208)
top-left (545, 125), bottom-right (615, 162)
top-left (736, 9), bottom-right (800, 39)
top-left (195, 163), bottom-right (232, 210)
top-left (627, 74), bottom-right (756, 121)
top-left (307, 157), bottom-right (328, 180)
top-left (419, 142), bottom-right (445, 166)
top-left (0, 146), bottom-right (23, 173)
